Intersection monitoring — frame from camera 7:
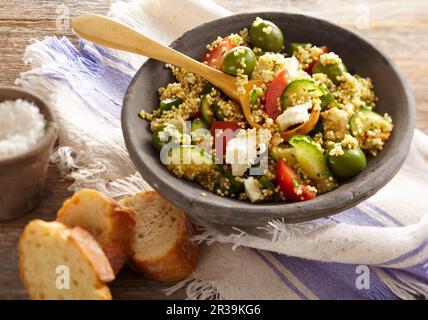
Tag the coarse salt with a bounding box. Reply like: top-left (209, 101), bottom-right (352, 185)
top-left (0, 99), bottom-right (46, 160)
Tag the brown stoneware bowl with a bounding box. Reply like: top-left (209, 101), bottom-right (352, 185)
top-left (122, 13), bottom-right (415, 226)
top-left (0, 87), bottom-right (58, 221)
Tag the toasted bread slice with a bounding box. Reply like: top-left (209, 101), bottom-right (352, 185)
top-left (19, 220), bottom-right (114, 300)
top-left (119, 191), bottom-right (198, 282)
top-left (57, 189), bottom-right (136, 274)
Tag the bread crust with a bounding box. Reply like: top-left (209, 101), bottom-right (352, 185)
top-left (57, 189), bottom-right (136, 274)
top-left (19, 220), bottom-right (113, 300)
top-left (68, 226), bottom-right (115, 283)
top-left (121, 191), bottom-right (198, 282)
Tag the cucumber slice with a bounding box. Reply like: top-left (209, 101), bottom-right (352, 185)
top-left (289, 139), bottom-right (336, 193)
top-left (159, 98), bottom-right (182, 112)
top-left (269, 146), bottom-right (298, 166)
top-left (280, 80), bottom-right (323, 109)
top-left (350, 107), bottom-right (387, 136)
top-left (191, 118), bottom-right (209, 132)
top-left (164, 146), bottom-right (220, 181)
top-left (200, 95), bottom-right (215, 126)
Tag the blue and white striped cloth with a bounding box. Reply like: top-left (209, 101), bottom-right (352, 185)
top-left (18, 0), bottom-right (428, 300)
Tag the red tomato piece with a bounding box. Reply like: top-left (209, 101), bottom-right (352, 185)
top-left (202, 36), bottom-right (237, 70)
top-left (210, 121), bottom-right (242, 160)
top-left (304, 46), bottom-right (329, 74)
top-left (276, 158), bottom-right (317, 202)
top-left (264, 69), bottom-right (289, 120)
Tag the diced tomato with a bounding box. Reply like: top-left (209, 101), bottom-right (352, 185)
top-left (264, 69), bottom-right (288, 120)
top-left (276, 158), bottom-right (317, 201)
top-left (304, 46), bottom-right (328, 74)
top-left (202, 36), bottom-right (237, 69)
top-left (211, 121), bottom-right (242, 159)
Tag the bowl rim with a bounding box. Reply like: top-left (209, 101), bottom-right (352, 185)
top-left (122, 12), bottom-right (416, 225)
top-left (0, 86), bottom-right (58, 166)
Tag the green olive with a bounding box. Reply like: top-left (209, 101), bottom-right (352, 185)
top-left (327, 146), bottom-right (367, 180)
top-left (249, 19), bottom-right (284, 53)
top-left (312, 60), bottom-right (348, 84)
top-left (222, 46), bottom-right (256, 76)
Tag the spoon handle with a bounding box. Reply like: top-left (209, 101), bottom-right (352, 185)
top-left (71, 14), bottom-right (236, 97)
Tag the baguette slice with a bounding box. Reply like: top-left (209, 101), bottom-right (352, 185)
top-left (19, 220), bottom-right (114, 300)
top-left (57, 189), bottom-right (136, 274)
top-left (119, 191), bottom-right (198, 282)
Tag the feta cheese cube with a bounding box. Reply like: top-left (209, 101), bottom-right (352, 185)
top-left (225, 129), bottom-right (258, 177)
top-left (244, 177), bottom-right (263, 203)
top-left (276, 102), bottom-right (312, 131)
top-left (283, 56), bottom-right (300, 81)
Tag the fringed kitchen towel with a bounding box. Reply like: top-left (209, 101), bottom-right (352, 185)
top-left (17, 0), bottom-right (427, 299)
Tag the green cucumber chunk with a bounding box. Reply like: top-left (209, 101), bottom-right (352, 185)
top-left (160, 98), bottom-right (182, 112)
top-left (281, 79), bottom-right (323, 109)
top-left (269, 146), bottom-right (298, 166)
top-left (289, 137), bottom-right (336, 193)
top-left (164, 146), bottom-right (220, 182)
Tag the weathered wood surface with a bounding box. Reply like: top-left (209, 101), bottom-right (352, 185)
top-left (0, 0), bottom-right (427, 299)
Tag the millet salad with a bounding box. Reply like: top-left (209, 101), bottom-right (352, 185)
top-left (139, 17), bottom-right (393, 203)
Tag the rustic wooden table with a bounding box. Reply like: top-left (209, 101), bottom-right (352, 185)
top-left (0, 0), bottom-right (427, 300)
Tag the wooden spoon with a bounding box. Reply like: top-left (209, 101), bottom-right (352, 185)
top-left (71, 14), bottom-right (263, 128)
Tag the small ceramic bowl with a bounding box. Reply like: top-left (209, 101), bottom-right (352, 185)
top-left (0, 87), bottom-right (58, 221)
top-left (122, 13), bottom-right (415, 226)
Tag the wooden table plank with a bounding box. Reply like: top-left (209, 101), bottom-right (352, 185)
top-left (0, 0), bottom-right (427, 300)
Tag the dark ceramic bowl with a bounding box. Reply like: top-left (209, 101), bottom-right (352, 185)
top-left (0, 87), bottom-right (58, 221)
top-left (122, 13), bottom-right (415, 226)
